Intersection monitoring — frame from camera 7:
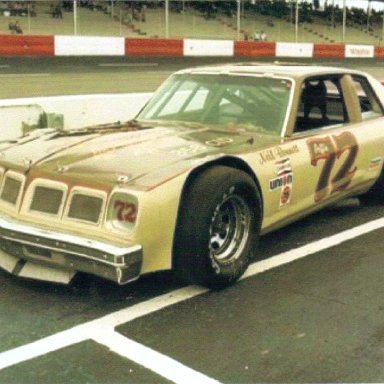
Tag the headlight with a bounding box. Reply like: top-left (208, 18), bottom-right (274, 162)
top-left (107, 192), bottom-right (138, 231)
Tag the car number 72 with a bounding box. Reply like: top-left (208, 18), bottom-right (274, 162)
top-left (306, 131), bottom-right (359, 202)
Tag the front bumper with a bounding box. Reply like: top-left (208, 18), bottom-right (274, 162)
top-left (0, 214), bottom-right (143, 285)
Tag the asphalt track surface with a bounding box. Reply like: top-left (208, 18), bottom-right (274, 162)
top-left (0, 56), bottom-right (384, 98)
top-left (0, 57), bottom-right (383, 383)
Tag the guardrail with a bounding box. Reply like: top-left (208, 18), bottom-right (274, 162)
top-left (0, 35), bottom-right (382, 58)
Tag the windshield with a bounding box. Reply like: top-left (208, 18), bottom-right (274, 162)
top-left (137, 73), bottom-right (292, 135)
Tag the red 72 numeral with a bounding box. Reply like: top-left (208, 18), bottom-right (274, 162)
top-left (307, 132), bottom-right (359, 202)
top-left (114, 200), bottom-right (137, 223)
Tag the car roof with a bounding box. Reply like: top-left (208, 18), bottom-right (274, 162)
top-left (176, 62), bottom-right (363, 80)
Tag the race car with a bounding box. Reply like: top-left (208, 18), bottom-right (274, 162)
top-left (0, 63), bottom-right (383, 288)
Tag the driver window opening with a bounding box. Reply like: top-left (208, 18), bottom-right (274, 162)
top-left (294, 77), bottom-right (348, 133)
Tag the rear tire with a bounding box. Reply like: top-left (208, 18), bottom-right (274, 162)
top-left (173, 166), bottom-right (262, 289)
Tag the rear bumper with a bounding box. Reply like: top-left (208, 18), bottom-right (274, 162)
top-left (0, 215), bottom-right (143, 285)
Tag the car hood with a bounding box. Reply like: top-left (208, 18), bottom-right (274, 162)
top-left (0, 122), bottom-right (279, 189)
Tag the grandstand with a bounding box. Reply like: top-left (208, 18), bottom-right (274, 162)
top-left (0, 1), bottom-right (133, 37)
top-left (0, 1), bottom-right (382, 45)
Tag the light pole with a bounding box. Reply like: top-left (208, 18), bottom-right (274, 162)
top-left (295, 0), bottom-right (299, 42)
top-left (342, 0), bottom-right (346, 42)
top-left (237, 0), bottom-right (241, 40)
top-left (27, 3), bottom-right (31, 34)
top-left (73, 0), bottom-right (78, 36)
top-left (165, 0), bottom-right (169, 38)
top-left (382, 4), bottom-right (384, 45)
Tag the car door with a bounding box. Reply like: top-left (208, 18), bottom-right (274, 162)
top-left (278, 73), bottom-right (384, 222)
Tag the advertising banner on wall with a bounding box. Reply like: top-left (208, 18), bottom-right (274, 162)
top-left (345, 45), bottom-right (375, 58)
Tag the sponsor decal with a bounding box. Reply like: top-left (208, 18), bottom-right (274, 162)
top-left (280, 185), bottom-right (292, 207)
top-left (369, 157), bottom-right (383, 171)
top-left (275, 158), bottom-right (293, 177)
top-left (269, 173), bottom-right (293, 191)
top-left (345, 44), bottom-right (374, 58)
top-left (259, 144), bottom-right (299, 165)
top-left (269, 157), bottom-right (294, 207)
top-left (269, 158), bottom-right (293, 192)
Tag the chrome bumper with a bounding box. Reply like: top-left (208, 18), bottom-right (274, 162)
top-left (0, 215), bottom-right (142, 285)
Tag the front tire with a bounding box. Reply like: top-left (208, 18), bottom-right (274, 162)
top-left (173, 166), bottom-right (262, 289)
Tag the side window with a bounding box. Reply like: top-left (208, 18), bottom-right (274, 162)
top-left (294, 77), bottom-right (348, 133)
top-left (352, 75), bottom-right (383, 119)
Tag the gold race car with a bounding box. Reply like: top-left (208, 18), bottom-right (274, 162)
top-left (0, 63), bottom-right (383, 288)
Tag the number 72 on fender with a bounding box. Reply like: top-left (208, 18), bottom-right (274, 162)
top-left (307, 131), bottom-right (359, 202)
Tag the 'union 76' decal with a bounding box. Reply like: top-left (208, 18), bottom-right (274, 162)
top-left (307, 131), bottom-right (359, 202)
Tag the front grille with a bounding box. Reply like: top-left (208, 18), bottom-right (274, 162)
top-left (68, 194), bottom-right (103, 223)
top-left (24, 245), bottom-right (51, 259)
top-left (30, 186), bottom-right (63, 215)
top-left (1, 176), bottom-right (21, 205)
top-left (0, 240), bottom-right (51, 259)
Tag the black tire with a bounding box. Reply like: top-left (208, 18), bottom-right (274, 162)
top-left (173, 166), bottom-right (262, 289)
top-left (359, 166), bottom-right (384, 204)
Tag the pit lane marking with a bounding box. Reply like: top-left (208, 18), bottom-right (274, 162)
top-left (93, 329), bottom-right (221, 384)
top-left (242, 216), bottom-right (384, 280)
top-left (1, 217), bottom-right (384, 382)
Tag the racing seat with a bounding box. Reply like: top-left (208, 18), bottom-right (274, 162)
top-left (302, 80), bottom-right (328, 121)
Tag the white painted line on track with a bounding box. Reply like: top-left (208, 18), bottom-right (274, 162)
top-left (93, 329), bottom-right (221, 384)
top-left (242, 217), bottom-right (384, 279)
top-left (0, 286), bottom-right (207, 371)
top-left (89, 285), bottom-right (208, 329)
top-left (0, 324), bottom-right (91, 370)
top-left (0, 217), bottom-right (384, 380)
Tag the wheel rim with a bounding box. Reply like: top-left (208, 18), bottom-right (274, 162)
top-left (209, 191), bottom-right (251, 264)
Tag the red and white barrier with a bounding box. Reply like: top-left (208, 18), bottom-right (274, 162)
top-left (55, 36), bottom-right (125, 56)
top-left (234, 41), bottom-right (276, 57)
top-left (0, 35), bottom-right (381, 59)
top-left (313, 44), bottom-right (345, 59)
top-left (183, 39), bottom-right (234, 56)
top-left (126, 38), bottom-right (183, 56)
top-left (376, 46), bottom-right (384, 59)
top-left (276, 42), bottom-right (314, 58)
top-left (0, 35), bottom-right (54, 56)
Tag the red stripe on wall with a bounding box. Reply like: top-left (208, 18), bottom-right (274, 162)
top-left (375, 46), bottom-right (384, 59)
top-left (0, 35), bottom-right (54, 56)
top-left (126, 38), bottom-right (183, 56)
top-left (234, 41), bottom-right (276, 57)
top-left (313, 44), bottom-right (345, 58)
